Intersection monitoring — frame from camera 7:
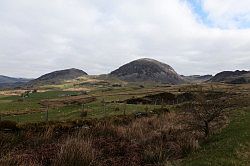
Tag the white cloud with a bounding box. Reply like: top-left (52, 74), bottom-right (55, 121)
top-left (0, 0), bottom-right (249, 78)
top-left (202, 0), bottom-right (250, 28)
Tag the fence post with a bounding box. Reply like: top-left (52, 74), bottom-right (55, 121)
top-left (46, 105), bottom-right (49, 122)
top-left (123, 103), bottom-right (126, 115)
top-left (82, 103), bottom-right (85, 111)
top-left (102, 99), bottom-right (106, 117)
top-left (104, 102), bottom-right (107, 117)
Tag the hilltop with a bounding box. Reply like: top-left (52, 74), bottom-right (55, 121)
top-left (210, 70), bottom-right (250, 84)
top-left (27, 68), bottom-right (87, 86)
top-left (110, 58), bottom-right (185, 84)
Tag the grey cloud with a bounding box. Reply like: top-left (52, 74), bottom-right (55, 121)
top-left (0, 0), bottom-right (249, 78)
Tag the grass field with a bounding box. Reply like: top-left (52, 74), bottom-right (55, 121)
top-left (1, 83), bottom-right (249, 123)
top-left (181, 107), bottom-right (250, 165)
top-left (0, 82), bottom-right (250, 165)
top-left (0, 87), bottom-right (162, 123)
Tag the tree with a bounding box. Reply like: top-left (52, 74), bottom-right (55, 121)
top-left (188, 92), bottom-right (226, 138)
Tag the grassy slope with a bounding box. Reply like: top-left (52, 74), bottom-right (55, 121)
top-left (0, 91), bottom-right (81, 113)
top-left (181, 107), bottom-right (250, 166)
top-left (0, 88), bottom-right (161, 123)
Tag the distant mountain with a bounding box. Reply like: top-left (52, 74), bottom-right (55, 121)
top-left (0, 75), bottom-right (31, 89)
top-left (209, 70), bottom-right (250, 84)
top-left (110, 58), bottom-right (185, 84)
top-left (27, 68), bottom-right (88, 86)
top-left (182, 75), bottom-right (213, 83)
top-left (0, 75), bottom-right (30, 84)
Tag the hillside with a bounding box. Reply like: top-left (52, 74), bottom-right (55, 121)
top-left (210, 70), bottom-right (250, 84)
top-left (0, 75), bottom-right (31, 84)
top-left (182, 75), bottom-right (213, 83)
top-left (110, 58), bottom-right (185, 84)
top-left (0, 75), bottom-right (31, 89)
top-left (27, 68), bottom-right (87, 86)
top-left (182, 107), bottom-right (250, 165)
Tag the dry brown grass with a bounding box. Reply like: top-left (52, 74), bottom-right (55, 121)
top-left (0, 89), bottom-right (47, 96)
top-left (236, 143), bottom-right (250, 165)
top-left (53, 137), bottom-right (96, 166)
top-left (115, 112), bottom-right (201, 164)
top-left (0, 96), bottom-right (230, 166)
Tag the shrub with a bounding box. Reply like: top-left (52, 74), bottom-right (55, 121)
top-left (0, 120), bottom-right (19, 131)
top-left (114, 107), bottom-right (120, 112)
top-left (188, 92), bottom-right (227, 137)
top-left (80, 111), bottom-right (88, 118)
top-left (151, 107), bottom-right (170, 115)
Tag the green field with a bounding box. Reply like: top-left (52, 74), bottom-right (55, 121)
top-left (181, 107), bottom-right (250, 165)
top-left (0, 83), bottom-right (250, 165)
top-left (0, 88), bottom-right (162, 123)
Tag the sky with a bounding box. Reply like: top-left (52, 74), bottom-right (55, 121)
top-left (0, 0), bottom-right (250, 78)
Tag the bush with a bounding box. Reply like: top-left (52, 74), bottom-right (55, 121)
top-left (114, 107), bottom-right (120, 112)
top-left (0, 120), bottom-right (19, 131)
top-left (151, 107), bottom-right (170, 115)
top-left (80, 111), bottom-right (88, 118)
top-left (188, 92), bottom-right (227, 137)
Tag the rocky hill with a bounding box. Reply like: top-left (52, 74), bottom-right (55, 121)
top-left (27, 68), bottom-right (87, 86)
top-left (209, 70), bottom-right (250, 84)
top-left (110, 58), bottom-right (185, 84)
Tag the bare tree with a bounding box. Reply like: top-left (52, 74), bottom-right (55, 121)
top-left (188, 92), bottom-right (226, 138)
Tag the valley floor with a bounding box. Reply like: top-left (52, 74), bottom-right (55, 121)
top-left (0, 83), bottom-right (250, 165)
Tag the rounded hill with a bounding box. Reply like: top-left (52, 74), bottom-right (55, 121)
top-left (28, 68), bottom-right (87, 86)
top-left (110, 58), bottom-right (184, 84)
